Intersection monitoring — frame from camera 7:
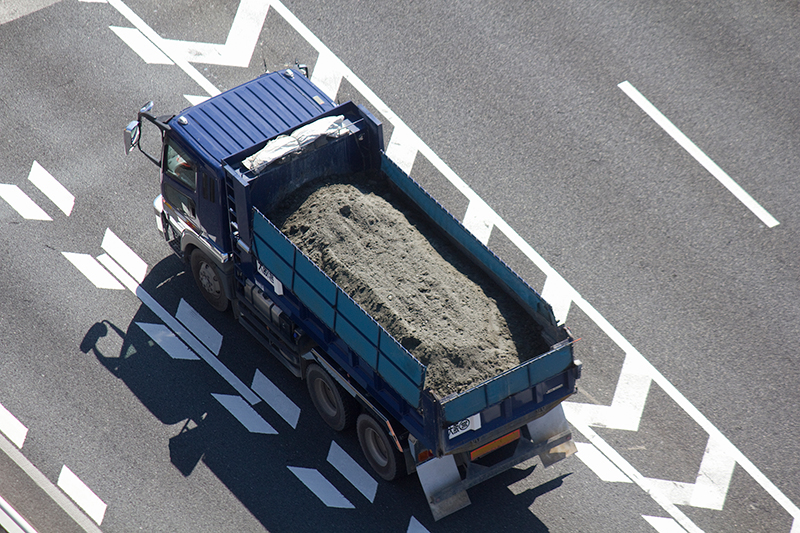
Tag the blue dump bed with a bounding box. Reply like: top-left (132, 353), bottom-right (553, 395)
top-left (217, 93), bottom-right (580, 456)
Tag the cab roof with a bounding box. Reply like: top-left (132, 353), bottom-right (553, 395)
top-left (169, 70), bottom-right (336, 165)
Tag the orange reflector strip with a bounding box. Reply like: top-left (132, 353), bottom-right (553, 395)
top-left (470, 429), bottom-right (520, 461)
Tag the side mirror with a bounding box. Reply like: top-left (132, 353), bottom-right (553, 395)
top-left (124, 120), bottom-right (140, 155)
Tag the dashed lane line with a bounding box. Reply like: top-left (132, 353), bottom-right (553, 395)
top-left (326, 441), bottom-right (378, 503)
top-left (135, 322), bottom-right (200, 361)
top-left (251, 369), bottom-right (301, 429)
top-left (286, 466), bottom-right (354, 509)
top-left (211, 394), bottom-right (277, 435)
top-left (0, 401), bottom-right (28, 449)
top-left (27, 161), bottom-right (74, 217)
top-left (0, 184), bottom-right (52, 221)
top-left (56, 466), bottom-right (107, 526)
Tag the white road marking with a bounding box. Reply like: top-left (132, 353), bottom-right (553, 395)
top-left (407, 516), bottom-right (431, 533)
top-left (0, 0), bottom-right (61, 25)
top-left (618, 80), bottom-right (779, 228)
top-left (310, 50), bottom-right (345, 100)
top-left (0, 184), bottom-right (51, 221)
top-left (251, 369), bottom-right (300, 429)
top-left (575, 442), bottom-right (630, 483)
top-left (56, 466), bottom-right (107, 525)
top-left (211, 393), bottom-right (277, 434)
top-left (61, 252), bottom-right (124, 290)
top-left (384, 123), bottom-right (419, 175)
top-left (461, 198), bottom-right (495, 245)
top-left (327, 441), bottom-right (378, 503)
top-left (27, 161), bottom-right (74, 216)
top-left (642, 515), bottom-right (688, 533)
top-left (0, 402), bottom-right (28, 449)
top-left (108, 26), bottom-right (172, 65)
top-left (0, 493), bottom-right (38, 533)
top-left (100, 228), bottom-right (148, 283)
top-left (539, 272), bottom-right (575, 325)
top-left (135, 322), bottom-right (199, 361)
top-left (176, 299), bottom-right (223, 355)
top-left (161, 0), bottom-right (269, 68)
top-left (286, 466), bottom-right (354, 509)
top-left (183, 95), bottom-right (209, 106)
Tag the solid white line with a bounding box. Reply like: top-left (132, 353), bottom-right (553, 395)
top-left (251, 370), bottom-right (300, 429)
top-left (575, 442), bottom-right (631, 483)
top-left (176, 299), bottom-right (223, 355)
top-left (211, 394), bottom-right (277, 434)
top-left (642, 515), bottom-right (688, 533)
top-left (28, 161), bottom-right (74, 216)
top-left (61, 252), bottom-right (124, 290)
top-left (0, 402), bottom-right (28, 449)
top-left (101, 228), bottom-right (148, 283)
top-left (0, 184), bottom-right (51, 221)
top-left (135, 322), bottom-right (200, 360)
top-left (327, 441), bottom-right (378, 503)
top-left (618, 81), bottom-right (779, 228)
top-left (109, 26), bottom-right (173, 65)
top-left (0, 493), bottom-right (38, 533)
top-left (287, 467), bottom-right (354, 509)
top-left (56, 466), bottom-right (107, 525)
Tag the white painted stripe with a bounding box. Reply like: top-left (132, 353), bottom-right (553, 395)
top-left (211, 394), bottom-right (277, 434)
top-left (642, 515), bottom-right (688, 533)
top-left (101, 243), bottom-right (261, 405)
top-left (251, 369), bottom-right (300, 429)
top-left (407, 516), bottom-right (431, 533)
top-left (540, 273), bottom-right (575, 325)
top-left (575, 442), bottom-right (631, 483)
top-left (0, 184), bottom-right (51, 220)
top-left (0, 493), bottom-right (38, 533)
top-left (461, 198), bottom-right (495, 245)
top-left (101, 228), bottom-right (148, 283)
top-left (109, 26), bottom-right (173, 65)
top-left (384, 123), bottom-right (419, 175)
top-left (56, 466), bottom-right (107, 525)
top-left (0, 433), bottom-right (103, 533)
top-left (618, 81), bottom-right (779, 228)
top-left (287, 467), bottom-right (354, 509)
top-left (176, 299), bottom-right (223, 355)
top-left (61, 253), bottom-right (124, 290)
top-left (135, 322), bottom-right (199, 360)
top-left (27, 161), bottom-right (74, 216)
top-left (327, 441), bottom-right (378, 503)
top-left (183, 94), bottom-right (209, 106)
top-left (690, 434), bottom-right (737, 510)
top-left (0, 402), bottom-right (27, 449)
top-left (310, 50), bottom-right (345, 100)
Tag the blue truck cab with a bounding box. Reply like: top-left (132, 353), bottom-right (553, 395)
top-left (125, 70), bottom-right (581, 520)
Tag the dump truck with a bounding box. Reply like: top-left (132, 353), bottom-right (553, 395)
top-left (124, 69), bottom-right (581, 519)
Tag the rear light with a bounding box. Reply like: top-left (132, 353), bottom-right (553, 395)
top-left (470, 429), bottom-right (520, 461)
top-left (417, 449), bottom-right (434, 463)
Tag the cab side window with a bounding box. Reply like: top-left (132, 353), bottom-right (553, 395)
top-left (165, 141), bottom-right (196, 190)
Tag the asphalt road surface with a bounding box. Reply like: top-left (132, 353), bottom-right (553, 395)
top-left (0, 1), bottom-right (798, 532)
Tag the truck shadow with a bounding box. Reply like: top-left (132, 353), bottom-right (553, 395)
top-left (80, 256), bottom-right (573, 533)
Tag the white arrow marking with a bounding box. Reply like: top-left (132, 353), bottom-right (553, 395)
top-left (57, 466), bottom-right (107, 525)
top-left (0, 402), bottom-right (27, 449)
top-left (327, 441), bottom-right (378, 503)
top-left (176, 299), bottom-right (223, 355)
top-left (135, 322), bottom-right (199, 361)
top-left (161, 0), bottom-right (269, 67)
top-left (0, 184), bottom-right (51, 220)
top-left (28, 161), bottom-right (74, 216)
top-left (212, 393), bottom-right (277, 434)
top-left (251, 369), bottom-right (300, 429)
top-left (287, 467), bottom-right (354, 509)
top-left (61, 253), bottom-right (124, 290)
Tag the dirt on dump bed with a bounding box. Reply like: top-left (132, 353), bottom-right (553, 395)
top-left (272, 171), bottom-right (547, 397)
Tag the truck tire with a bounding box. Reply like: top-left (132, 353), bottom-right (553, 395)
top-left (305, 364), bottom-right (357, 431)
top-left (190, 250), bottom-right (229, 312)
top-left (357, 413), bottom-right (405, 481)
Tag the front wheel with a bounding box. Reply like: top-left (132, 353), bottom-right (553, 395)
top-left (190, 250), bottom-right (229, 312)
top-left (357, 413), bottom-right (405, 481)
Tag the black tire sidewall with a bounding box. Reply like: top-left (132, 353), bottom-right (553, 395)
top-left (357, 413), bottom-right (403, 481)
top-left (305, 364), bottom-right (356, 431)
top-left (190, 250), bottom-right (229, 311)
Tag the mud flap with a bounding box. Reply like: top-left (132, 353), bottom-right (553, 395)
top-left (417, 454), bottom-right (471, 521)
top-left (526, 404), bottom-right (577, 467)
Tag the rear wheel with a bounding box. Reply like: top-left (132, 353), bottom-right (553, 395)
top-left (357, 413), bottom-right (405, 481)
top-left (190, 250), bottom-right (229, 312)
top-left (305, 364), bottom-right (357, 431)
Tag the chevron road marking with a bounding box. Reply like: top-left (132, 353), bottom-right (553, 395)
top-left (327, 441), bottom-right (378, 503)
top-left (251, 370), bottom-right (300, 429)
top-left (642, 515), bottom-right (688, 533)
top-left (0, 402), bottom-right (28, 449)
top-left (407, 516), bottom-right (431, 533)
top-left (100, 2), bottom-right (800, 530)
top-left (287, 466), bottom-right (354, 509)
top-left (211, 394), bottom-right (277, 435)
top-left (135, 322), bottom-right (200, 361)
top-left (27, 161), bottom-right (74, 217)
top-left (56, 466), bottom-right (107, 525)
top-left (0, 184), bottom-right (51, 221)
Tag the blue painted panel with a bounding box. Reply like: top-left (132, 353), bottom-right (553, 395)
top-left (293, 275), bottom-right (335, 328)
top-left (253, 212), bottom-right (296, 266)
top-left (294, 253), bottom-right (337, 305)
top-left (527, 345), bottom-right (572, 383)
top-left (334, 313), bottom-right (378, 369)
top-left (379, 330), bottom-right (425, 386)
top-left (251, 234), bottom-right (293, 287)
top-left (441, 387), bottom-right (488, 423)
top-left (376, 354), bottom-right (421, 406)
top-left (336, 293), bottom-right (379, 347)
top-left (485, 366), bottom-right (530, 405)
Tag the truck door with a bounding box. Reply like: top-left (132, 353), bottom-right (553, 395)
top-left (161, 137), bottom-right (200, 238)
